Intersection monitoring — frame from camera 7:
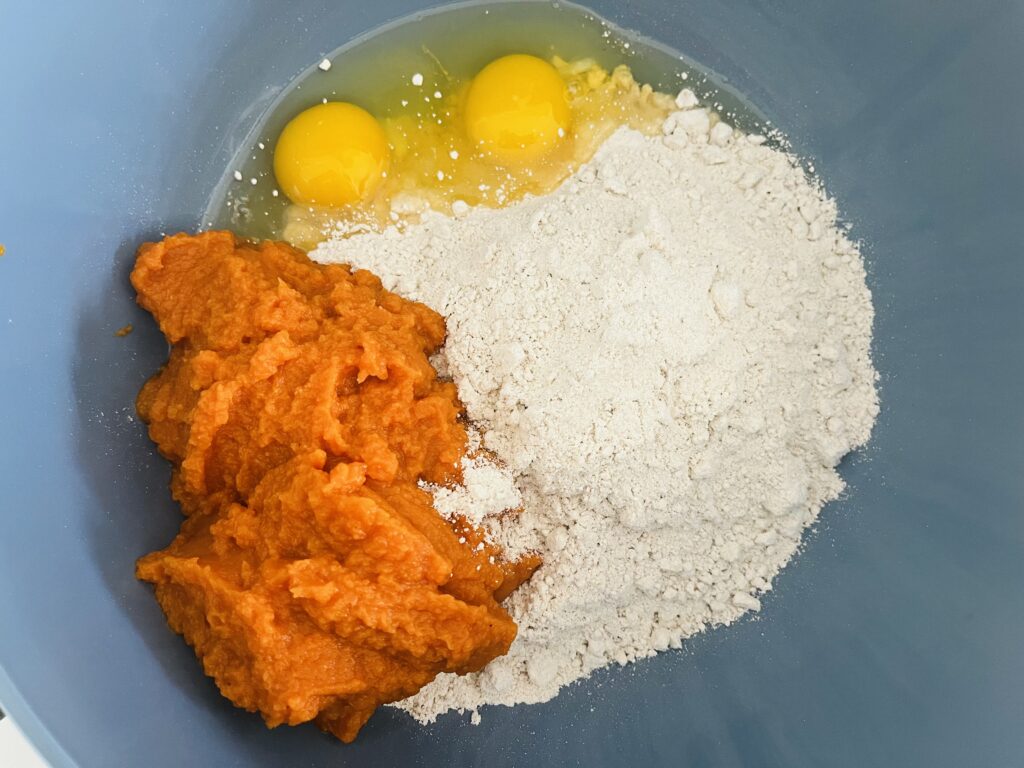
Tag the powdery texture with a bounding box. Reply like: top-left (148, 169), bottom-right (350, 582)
top-left (313, 100), bottom-right (879, 722)
top-left (425, 429), bottom-right (524, 547)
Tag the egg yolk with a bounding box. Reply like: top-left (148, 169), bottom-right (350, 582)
top-left (274, 102), bottom-right (389, 207)
top-left (464, 54), bottom-right (571, 163)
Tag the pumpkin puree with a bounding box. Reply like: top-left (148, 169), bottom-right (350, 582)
top-left (132, 231), bottom-right (537, 742)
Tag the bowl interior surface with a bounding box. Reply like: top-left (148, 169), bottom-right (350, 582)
top-left (0, 1), bottom-right (1022, 766)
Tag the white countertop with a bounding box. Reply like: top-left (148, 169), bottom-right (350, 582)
top-left (0, 715), bottom-right (49, 768)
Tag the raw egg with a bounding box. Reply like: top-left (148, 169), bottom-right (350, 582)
top-left (277, 56), bottom-right (679, 250)
top-left (464, 54), bottom-right (572, 163)
top-left (273, 102), bottom-right (389, 207)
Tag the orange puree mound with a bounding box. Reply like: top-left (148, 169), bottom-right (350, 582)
top-left (132, 231), bottom-right (537, 742)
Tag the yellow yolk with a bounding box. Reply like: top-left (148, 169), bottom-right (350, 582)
top-left (273, 102), bottom-right (390, 207)
top-left (464, 54), bottom-right (572, 163)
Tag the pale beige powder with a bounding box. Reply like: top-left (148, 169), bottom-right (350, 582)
top-left (313, 93), bottom-right (878, 722)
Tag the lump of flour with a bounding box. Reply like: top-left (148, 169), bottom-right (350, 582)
top-left (313, 92), bottom-right (879, 722)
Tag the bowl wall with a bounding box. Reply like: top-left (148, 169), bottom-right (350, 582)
top-left (0, 1), bottom-right (1022, 766)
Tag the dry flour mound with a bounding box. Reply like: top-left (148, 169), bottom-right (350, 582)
top-left (313, 95), bottom-right (879, 722)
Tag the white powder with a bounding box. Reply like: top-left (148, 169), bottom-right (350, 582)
top-left (425, 428), bottom-right (524, 547)
top-left (313, 98), bottom-right (878, 722)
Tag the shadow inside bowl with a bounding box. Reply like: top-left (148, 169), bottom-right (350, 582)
top-left (70, 233), bottom-right (238, 720)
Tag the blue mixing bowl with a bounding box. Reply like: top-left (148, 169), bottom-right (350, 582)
top-left (1, 1), bottom-right (1021, 766)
